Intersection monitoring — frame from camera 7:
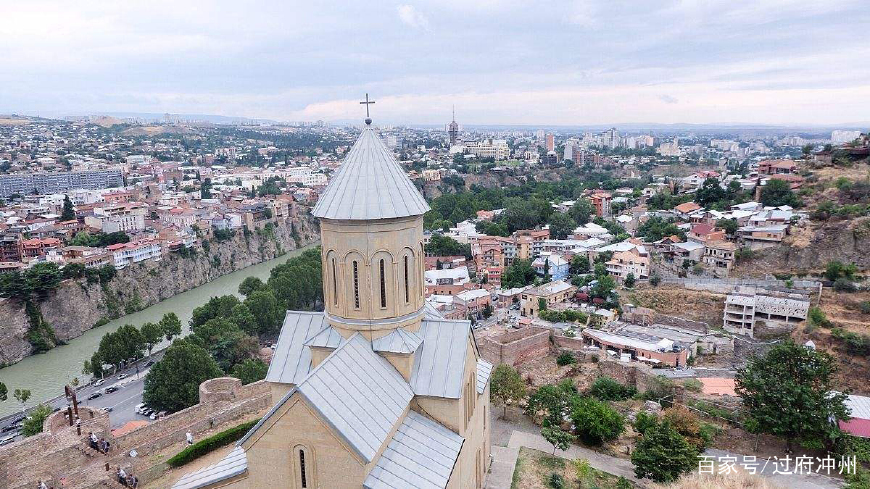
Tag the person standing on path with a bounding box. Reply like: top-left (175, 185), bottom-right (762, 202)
top-left (186, 431), bottom-right (193, 445)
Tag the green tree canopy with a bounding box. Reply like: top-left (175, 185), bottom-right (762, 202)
top-left (190, 295), bottom-right (241, 329)
top-left (631, 421), bottom-right (697, 483)
top-left (238, 277), bottom-right (264, 296)
top-left (22, 404), bottom-right (52, 437)
top-left (548, 212), bottom-right (576, 240)
top-left (143, 339), bottom-right (223, 412)
top-left (569, 198), bottom-right (594, 225)
top-left (694, 178), bottom-right (726, 207)
top-left (60, 195), bottom-right (76, 221)
top-left (569, 396), bottom-right (625, 446)
top-left (140, 322), bottom-right (164, 356)
top-left (159, 312), bottom-right (183, 341)
top-left (425, 234), bottom-right (472, 258)
top-left (490, 364), bottom-right (527, 418)
top-left (231, 358), bottom-right (268, 385)
top-left (735, 340), bottom-right (849, 452)
top-left (501, 259), bottom-right (536, 289)
top-left (244, 289), bottom-right (283, 336)
top-left (759, 179), bottom-right (800, 207)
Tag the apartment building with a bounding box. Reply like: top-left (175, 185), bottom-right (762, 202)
top-left (520, 280), bottom-right (577, 317)
top-left (723, 286), bottom-right (810, 337)
top-left (0, 170), bottom-right (123, 198)
top-left (106, 239), bottom-right (162, 269)
top-left (84, 203), bottom-right (146, 233)
top-left (605, 248), bottom-right (650, 282)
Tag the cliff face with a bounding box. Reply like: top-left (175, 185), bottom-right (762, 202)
top-left (0, 215), bottom-right (319, 366)
top-left (734, 217), bottom-right (870, 276)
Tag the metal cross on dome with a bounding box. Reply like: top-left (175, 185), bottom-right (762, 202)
top-left (360, 93), bottom-right (375, 125)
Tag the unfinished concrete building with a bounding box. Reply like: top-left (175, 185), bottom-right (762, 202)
top-left (723, 285), bottom-right (810, 338)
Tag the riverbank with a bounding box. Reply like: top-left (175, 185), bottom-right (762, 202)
top-left (0, 240), bottom-right (319, 418)
top-left (0, 215), bottom-right (318, 367)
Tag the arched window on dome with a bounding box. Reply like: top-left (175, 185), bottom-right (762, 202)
top-left (403, 255), bottom-right (409, 304)
top-left (379, 259), bottom-right (387, 309)
top-left (352, 260), bottom-right (360, 309)
top-left (331, 258), bottom-right (338, 306)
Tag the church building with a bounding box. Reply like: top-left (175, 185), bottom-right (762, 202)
top-left (173, 111), bottom-right (493, 489)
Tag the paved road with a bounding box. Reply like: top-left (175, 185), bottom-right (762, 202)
top-left (0, 353), bottom-right (164, 443)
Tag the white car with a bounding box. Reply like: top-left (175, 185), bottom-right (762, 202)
top-left (117, 373), bottom-right (128, 380)
top-left (93, 379), bottom-right (105, 387)
top-left (134, 403), bottom-right (146, 414)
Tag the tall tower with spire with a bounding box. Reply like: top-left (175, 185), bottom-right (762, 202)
top-left (447, 105), bottom-right (459, 146)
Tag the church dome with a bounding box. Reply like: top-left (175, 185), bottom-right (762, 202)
top-left (312, 127), bottom-right (430, 221)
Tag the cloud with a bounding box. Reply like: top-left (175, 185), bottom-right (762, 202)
top-left (659, 94), bottom-right (678, 104)
top-left (397, 4), bottom-right (430, 29)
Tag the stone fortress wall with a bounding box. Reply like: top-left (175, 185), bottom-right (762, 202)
top-left (0, 377), bottom-right (269, 489)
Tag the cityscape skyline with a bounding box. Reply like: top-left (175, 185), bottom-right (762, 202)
top-left (2, 1), bottom-right (869, 126)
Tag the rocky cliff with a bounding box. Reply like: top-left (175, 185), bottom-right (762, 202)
top-left (734, 217), bottom-right (870, 276)
top-left (0, 215), bottom-right (319, 366)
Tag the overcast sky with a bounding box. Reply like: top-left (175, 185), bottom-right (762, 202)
top-left (1, 0), bottom-right (868, 126)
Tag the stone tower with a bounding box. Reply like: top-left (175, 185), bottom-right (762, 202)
top-left (312, 120), bottom-right (430, 338)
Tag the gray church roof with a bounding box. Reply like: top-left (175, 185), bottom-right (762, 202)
top-left (304, 324), bottom-right (343, 349)
top-left (312, 127), bottom-right (430, 221)
top-left (265, 311), bottom-right (326, 385)
top-left (172, 446), bottom-right (247, 489)
top-left (364, 411), bottom-right (464, 489)
top-left (476, 359), bottom-right (493, 394)
top-left (297, 333), bottom-right (415, 463)
top-left (372, 328), bottom-right (424, 354)
top-left (410, 319), bottom-right (471, 399)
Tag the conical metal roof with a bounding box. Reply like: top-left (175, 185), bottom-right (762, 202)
top-left (312, 127), bottom-right (430, 220)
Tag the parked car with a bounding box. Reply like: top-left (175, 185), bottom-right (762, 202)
top-left (117, 373), bottom-right (128, 380)
top-left (93, 379), bottom-right (105, 387)
top-left (104, 386), bottom-right (119, 394)
top-left (0, 434), bottom-right (16, 446)
top-left (87, 392), bottom-right (102, 400)
top-left (134, 403), bottom-right (146, 414)
top-left (1, 424), bottom-right (18, 433)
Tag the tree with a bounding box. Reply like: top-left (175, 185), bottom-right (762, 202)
top-left (424, 234), bottom-right (472, 258)
top-left (0, 382), bottom-right (7, 401)
top-left (623, 273), bottom-right (636, 288)
top-left (569, 198), bottom-right (594, 225)
top-left (716, 218), bottom-right (739, 237)
top-left (190, 295), bottom-right (240, 329)
top-left (97, 324), bottom-right (145, 370)
top-left (190, 318), bottom-right (258, 371)
top-left (143, 339), bottom-right (223, 412)
top-left (231, 358), bottom-right (268, 385)
top-left (526, 380), bottom-right (577, 426)
top-left (159, 312), bottom-right (183, 341)
top-left (542, 425), bottom-right (576, 456)
top-left (244, 289), bottom-right (282, 335)
top-left (21, 404), bottom-right (53, 437)
top-left (60, 195), bottom-right (76, 221)
top-left (661, 405), bottom-right (706, 452)
top-left (588, 377), bottom-right (637, 401)
top-left (490, 364), bottom-right (527, 418)
top-left (631, 421), bottom-right (697, 483)
top-left (569, 396), bottom-right (625, 446)
top-left (759, 179), bottom-right (799, 207)
top-left (548, 212), bottom-right (576, 240)
top-left (13, 388), bottom-right (31, 412)
top-left (735, 340), bottom-right (849, 452)
top-left (230, 303), bottom-right (259, 336)
top-left (24, 262), bottom-right (62, 298)
top-left (140, 322), bottom-right (164, 357)
top-left (238, 277), bottom-right (264, 297)
top-left (501, 259), bottom-right (536, 289)
top-left (694, 178), bottom-right (726, 207)
top-left (570, 255), bottom-right (590, 275)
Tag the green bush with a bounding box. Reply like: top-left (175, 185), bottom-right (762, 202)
top-left (570, 396), bottom-right (625, 445)
top-left (633, 412), bottom-right (659, 435)
top-left (682, 379), bottom-right (703, 393)
top-left (833, 278), bottom-right (857, 293)
top-left (556, 351), bottom-right (576, 366)
top-left (548, 473), bottom-right (565, 489)
top-left (167, 419), bottom-right (260, 467)
top-left (860, 301), bottom-right (870, 314)
top-left (588, 377), bottom-right (637, 401)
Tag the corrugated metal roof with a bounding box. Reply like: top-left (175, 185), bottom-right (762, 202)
top-left (304, 324), bottom-right (343, 349)
top-left (265, 311), bottom-right (326, 384)
top-left (476, 359), bottom-right (493, 395)
top-left (364, 411), bottom-right (464, 489)
top-left (410, 319), bottom-right (471, 399)
top-left (298, 333), bottom-right (414, 463)
top-left (847, 394), bottom-right (870, 420)
top-left (372, 328), bottom-right (424, 354)
top-left (171, 446), bottom-right (247, 489)
top-left (312, 127), bottom-right (430, 220)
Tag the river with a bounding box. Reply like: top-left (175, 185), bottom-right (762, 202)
top-left (0, 243), bottom-right (317, 418)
